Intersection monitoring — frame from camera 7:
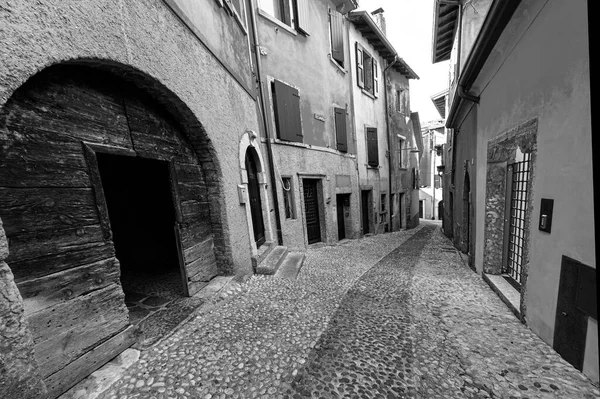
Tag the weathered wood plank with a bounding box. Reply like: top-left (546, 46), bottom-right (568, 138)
top-left (176, 181), bottom-right (208, 203)
top-left (180, 199), bottom-right (211, 222)
top-left (187, 280), bottom-right (209, 297)
top-left (19, 257), bottom-right (120, 315)
top-left (10, 242), bottom-right (114, 283)
top-left (0, 187), bottom-right (99, 236)
top-left (82, 144), bottom-right (113, 240)
top-left (27, 283), bottom-right (126, 343)
top-left (0, 125), bottom-right (91, 187)
top-left (179, 220), bottom-right (212, 249)
top-left (172, 162), bottom-right (204, 185)
top-left (6, 224), bottom-right (105, 264)
top-left (183, 236), bottom-right (214, 264)
top-left (43, 325), bottom-right (136, 399)
top-left (187, 258), bottom-right (218, 283)
top-left (34, 295), bottom-right (128, 378)
top-left (5, 67), bottom-right (132, 149)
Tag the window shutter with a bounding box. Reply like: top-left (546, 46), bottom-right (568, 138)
top-left (334, 107), bottom-right (347, 152)
top-left (272, 80), bottom-right (303, 143)
top-left (356, 43), bottom-right (364, 89)
top-left (296, 0), bottom-right (310, 35)
top-left (330, 10), bottom-right (344, 65)
top-left (373, 59), bottom-right (379, 97)
top-left (367, 128), bottom-right (378, 166)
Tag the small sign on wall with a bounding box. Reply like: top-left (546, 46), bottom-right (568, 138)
top-left (314, 113), bottom-right (325, 122)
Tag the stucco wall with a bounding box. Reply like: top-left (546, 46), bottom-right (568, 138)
top-left (348, 24), bottom-right (389, 233)
top-left (0, 0), bottom-right (262, 276)
top-left (471, 0), bottom-right (596, 382)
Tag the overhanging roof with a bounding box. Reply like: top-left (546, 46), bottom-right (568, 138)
top-left (432, 1), bottom-right (460, 63)
top-left (348, 11), bottom-right (419, 79)
top-left (430, 89), bottom-right (448, 119)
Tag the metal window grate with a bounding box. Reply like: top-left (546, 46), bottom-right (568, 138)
top-left (505, 153), bottom-right (532, 288)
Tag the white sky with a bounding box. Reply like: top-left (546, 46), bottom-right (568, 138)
top-left (356, 0), bottom-right (450, 123)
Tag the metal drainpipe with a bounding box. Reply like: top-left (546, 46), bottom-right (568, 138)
top-left (248, 0), bottom-right (283, 246)
top-left (383, 55), bottom-right (397, 232)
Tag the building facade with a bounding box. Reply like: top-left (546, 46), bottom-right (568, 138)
top-left (0, 0), bottom-right (262, 397)
top-left (418, 120), bottom-right (446, 220)
top-left (432, 0), bottom-right (597, 383)
top-left (0, 1), bottom-right (422, 397)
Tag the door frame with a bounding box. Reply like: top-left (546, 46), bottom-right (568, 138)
top-left (298, 174), bottom-right (327, 246)
top-left (245, 148), bottom-right (266, 248)
top-left (82, 142), bottom-right (191, 295)
top-left (238, 132), bottom-right (273, 255)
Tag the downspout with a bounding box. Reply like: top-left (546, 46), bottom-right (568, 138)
top-left (248, 0), bottom-right (283, 245)
top-left (384, 55), bottom-right (397, 232)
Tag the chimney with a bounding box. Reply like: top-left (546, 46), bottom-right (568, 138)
top-left (371, 8), bottom-right (386, 36)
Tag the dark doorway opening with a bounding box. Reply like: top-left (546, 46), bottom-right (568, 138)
top-left (463, 172), bottom-right (471, 255)
top-left (361, 190), bottom-right (370, 234)
top-left (96, 153), bottom-right (183, 300)
top-left (245, 149), bottom-right (265, 248)
top-left (419, 200), bottom-right (424, 218)
top-left (303, 179), bottom-right (322, 244)
top-left (336, 194), bottom-right (349, 240)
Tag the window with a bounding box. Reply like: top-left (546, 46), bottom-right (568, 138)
top-left (395, 89), bottom-right (402, 112)
top-left (329, 10), bottom-right (344, 67)
top-left (397, 138), bottom-right (404, 168)
top-left (272, 80), bottom-right (303, 143)
top-left (282, 177), bottom-right (296, 219)
top-left (434, 175), bottom-right (442, 189)
top-left (366, 127), bottom-right (378, 167)
top-left (380, 193), bottom-right (387, 213)
top-left (226, 0), bottom-right (247, 28)
top-left (334, 107), bottom-right (347, 152)
top-left (259, 0), bottom-right (309, 34)
top-left (355, 43), bottom-right (378, 97)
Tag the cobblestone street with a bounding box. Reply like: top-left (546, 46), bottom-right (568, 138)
top-left (99, 222), bottom-right (599, 399)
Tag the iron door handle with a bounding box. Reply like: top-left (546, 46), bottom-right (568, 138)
top-left (562, 312), bottom-right (568, 317)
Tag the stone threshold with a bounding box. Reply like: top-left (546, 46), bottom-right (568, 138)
top-left (482, 272), bottom-right (523, 322)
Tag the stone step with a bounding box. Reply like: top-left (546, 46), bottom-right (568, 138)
top-left (274, 252), bottom-right (306, 280)
top-left (255, 245), bottom-right (288, 275)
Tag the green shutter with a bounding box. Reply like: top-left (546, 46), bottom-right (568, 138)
top-left (367, 128), bottom-right (378, 166)
top-left (356, 42), bottom-right (364, 88)
top-left (373, 59), bottom-right (379, 97)
top-left (272, 80), bottom-right (303, 143)
top-left (330, 10), bottom-right (344, 65)
top-left (334, 107), bottom-right (347, 152)
top-left (296, 0), bottom-right (310, 35)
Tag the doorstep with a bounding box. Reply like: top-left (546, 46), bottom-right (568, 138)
top-left (482, 273), bottom-right (522, 321)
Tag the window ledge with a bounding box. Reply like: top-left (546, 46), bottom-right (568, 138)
top-left (262, 137), bottom-right (355, 158)
top-left (361, 89), bottom-right (376, 99)
top-left (257, 9), bottom-right (297, 36)
top-left (328, 55), bottom-right (347, 74)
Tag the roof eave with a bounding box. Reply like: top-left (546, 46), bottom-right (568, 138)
top-left (431, 1), bottom-right (460, 63)
top-left (348, 11), bottom-right (397, 63)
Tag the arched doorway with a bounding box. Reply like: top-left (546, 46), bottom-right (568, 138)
top-left (462, 171), bottom-right (471, 255)
top-left (0, 63), bottom-right (223, 397)
top-left (245, 148), bottom-right (265, 248)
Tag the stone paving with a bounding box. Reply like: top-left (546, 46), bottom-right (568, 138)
top-left (99, 222), bottom-right (599, 399)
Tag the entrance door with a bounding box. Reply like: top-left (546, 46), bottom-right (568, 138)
top-left (303, 180), bottom-right (321, 244)
top-left (336, 194), bottom-right (346, 240)
top-left (96, 154), bottom-right (184, 294)
top-left (245, 150), bottom-right (265, 248)
top-left (361, 190), bottom-right (370, 234)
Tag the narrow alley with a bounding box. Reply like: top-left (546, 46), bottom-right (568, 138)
top-left (93, 222), bottom-right (599, 399)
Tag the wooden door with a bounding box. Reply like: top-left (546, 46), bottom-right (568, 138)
top-left (245, 151), bottom-right (265, 248)
top-left (303, 180), bottom-right (321, 244)
top-left (336, 195), bottom-right (345, 240)
top-left (170, 162), bottom-right (218, 297)
top-left (419, 200), bottom-right (424, 218)
top-left (361, 190), bottom-right (370, 234)
top-left (553, 256), bottom-right (589, 371)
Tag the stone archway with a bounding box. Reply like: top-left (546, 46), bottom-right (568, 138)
top-left (0, 62), bottom-right (227, 398)
top-left (238, 131), bottom-right (273, 254)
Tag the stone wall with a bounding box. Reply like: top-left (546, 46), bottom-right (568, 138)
top-left (0, 218), bottom-right (46, 399)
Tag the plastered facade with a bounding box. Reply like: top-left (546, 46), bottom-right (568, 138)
top-left (468, 0), bottom-right (597, 383)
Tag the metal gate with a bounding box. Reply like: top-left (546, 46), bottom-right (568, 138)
top-left (503, 153), bottom-right (532, 287)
